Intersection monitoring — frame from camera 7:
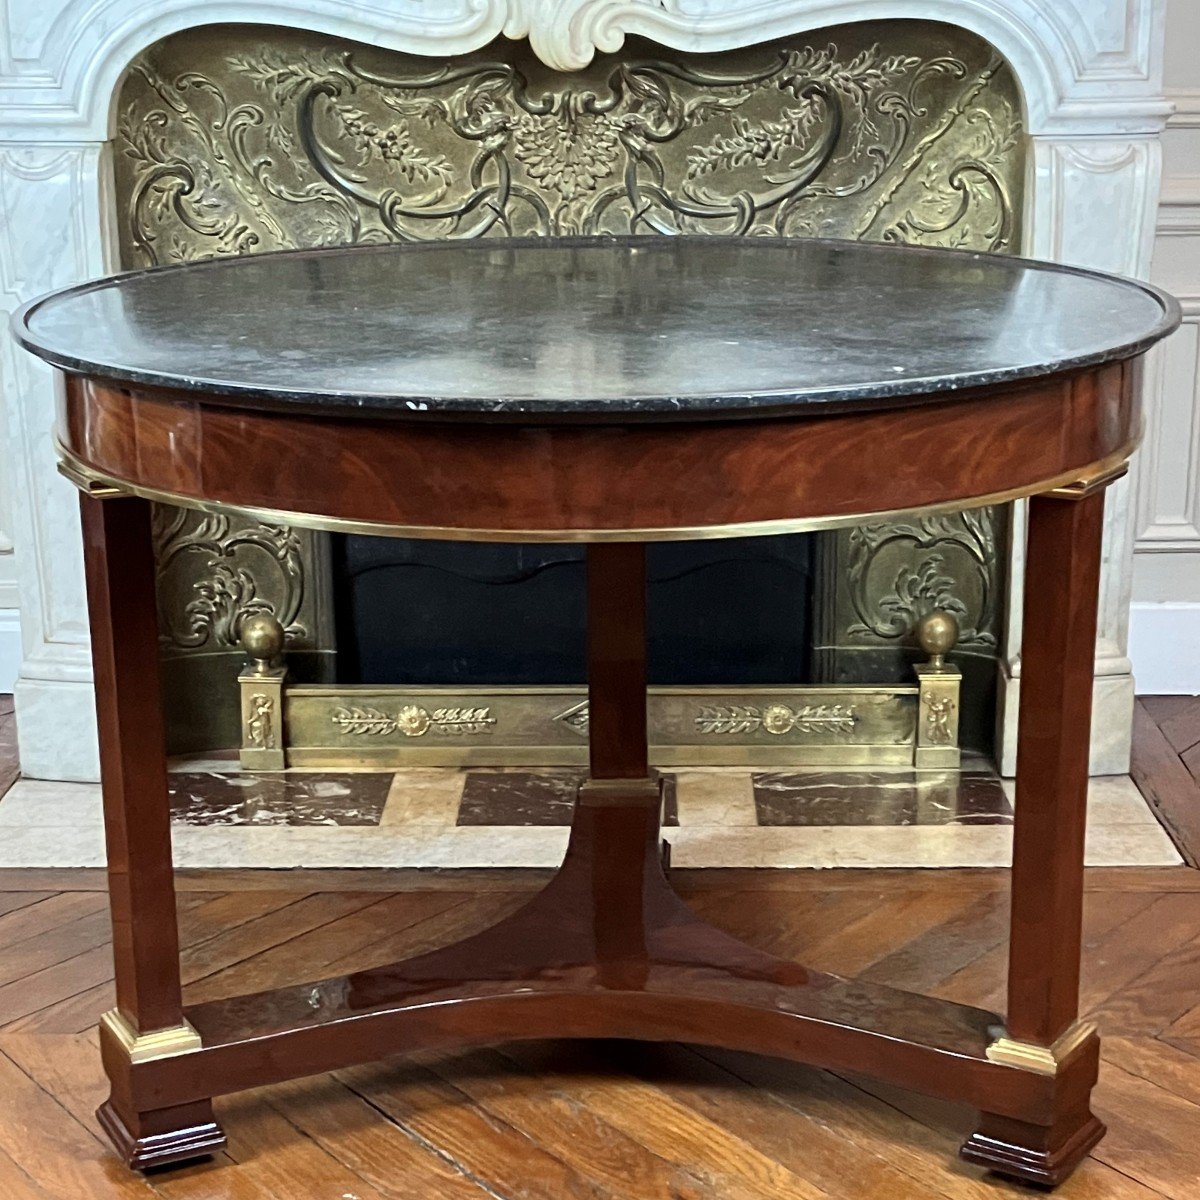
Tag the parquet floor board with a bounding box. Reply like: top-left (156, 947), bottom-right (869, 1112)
top-left (0, 701), bottom-right (1194, 1196)
top-left (0, 698), bottom-right (18, 801)
top-left (0, 892), bottom-right (54, 920)
top-left (855, 890), bottom-right (1010, 992)
top-left (0, 863), bottom-right (1197, 1199)
top-left (1131, 697), bottom-right (1200, 866)
top-left (1156, 699), bottom-right (1200, 758)
top-left (336, 1058), bottom-right (619, 1200)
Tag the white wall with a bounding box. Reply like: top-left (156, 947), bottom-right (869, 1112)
top-left (0, 395), bottom-right (20, 692)
top-left (1130, 0), bottom-right (1200, 693)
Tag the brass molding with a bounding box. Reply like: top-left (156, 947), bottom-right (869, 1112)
top-left (55, 440), bottom-right (1139, 545)
top-left (57, 457), bottom-right (126, 499)
top-left (579, 777), bottom-right (663, 807)
top-left (1047, 461), bottom-right (1131, 501)
top-left (985, 1021), bottom-right (1097, 1075)
top-left (100, 1010), bottom-right (203, 1063)
top-left (236, 614), bottom-right (966, 767)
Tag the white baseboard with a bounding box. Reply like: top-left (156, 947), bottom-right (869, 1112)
top-left (0, 611), bottom-right (20, 694)
top-left (1130, 602), bottom-right (1200, 695)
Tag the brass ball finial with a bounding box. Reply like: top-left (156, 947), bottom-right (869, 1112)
top-left (915, 610), bottom-right (959, 670)
top-left (239, 612), bottom-right (285, 672)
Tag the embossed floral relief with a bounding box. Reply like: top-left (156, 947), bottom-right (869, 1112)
top-left (151, 506), bottom-right (322, 655)
top-left (113, 21), bottom-right (1023, 733)
top-left (114, 22), bottom-right (1021, 258)
top-left (841, 510), bottom-right (1001, 651)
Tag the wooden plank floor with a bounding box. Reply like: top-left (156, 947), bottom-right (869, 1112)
top-left (0, 865), bottom-right (1197, 1198)
top-left (0, 699), bottom-right (1198, 1196)
top-left (1133, 696), bottom-right (1200, 866)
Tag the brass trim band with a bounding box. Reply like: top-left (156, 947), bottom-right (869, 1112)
top-left (1047, 460), bottom-right (1131, 500)
top-left (56, 440), bottom-right (1137, 545)
top-left (100, 1010), bottom-right (203, 1064)
top-left (985, 1021), bottom-right (1098, 1075)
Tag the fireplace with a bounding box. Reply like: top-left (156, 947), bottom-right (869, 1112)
top-left (111, 21), bottom-right (1017, 763)
top-left (333, 537), bottom-right (816, 688)
top-left (0, 0), bottom-right (1170, 781)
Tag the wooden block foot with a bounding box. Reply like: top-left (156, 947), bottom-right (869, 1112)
top-left (960, 1109), bottom-right (1105, 1188)
top-left (97, 1097), bottom-right (226, 1171)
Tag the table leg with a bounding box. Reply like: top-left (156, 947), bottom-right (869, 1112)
top-left (81, 494), bottom-right (227, 1168)
top-left (576, 543), bottom-right (665, 984)
top-left (961, 489), bottom-right (1108, 1185)
top-left (96, 525), bottom-right (1108, 1190)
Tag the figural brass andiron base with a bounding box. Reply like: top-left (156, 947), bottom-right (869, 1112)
top-left (235, 610), bottom-right (963, 771)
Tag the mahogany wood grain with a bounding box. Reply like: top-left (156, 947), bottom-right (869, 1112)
top-left (80, 493), bottom-right (227, 1167)
top-left (64, 347), bottom-right (1142, 1188)
top-left (960, 489), bottom-right (1108, 1184)
top-left (11, 872), bottom-right (1200, 1200)
top-left (79, 495), bottom-right (185, 1034)
top-left (61, 365), bottom-right (1136, 538)
top-left (1006, 491), bottom-right (1106, 1046)
top-left (586, 543), bottom-right (648, 780)
top-left (122, 812), bottom-right (1064, 1127)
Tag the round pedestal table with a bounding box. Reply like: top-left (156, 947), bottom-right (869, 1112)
top-left (13, 236), bottom-right (1179, 1186)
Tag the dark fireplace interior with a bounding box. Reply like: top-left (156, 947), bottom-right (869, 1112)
top-left (332, 535), bottom-right (815, 686)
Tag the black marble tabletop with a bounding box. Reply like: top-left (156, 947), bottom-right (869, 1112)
top-left (13, 236), bottom-right (1180, 420)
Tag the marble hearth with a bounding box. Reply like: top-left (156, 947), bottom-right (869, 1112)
top-left (0, 765), bottom-right (1180, 868)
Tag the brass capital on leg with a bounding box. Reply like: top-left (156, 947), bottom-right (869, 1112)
top-left (100, 1010), bottom-right (203, 1064)
top-left (1047, 460), bottom-right (1129, 500)
top-left (985, 1020), bottom-right (1097, 1075)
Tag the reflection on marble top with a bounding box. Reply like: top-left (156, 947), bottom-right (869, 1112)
top-left (14, 237), bottom-right (1178, 418)
top-left (753, 770), bottom-right (1012, 827)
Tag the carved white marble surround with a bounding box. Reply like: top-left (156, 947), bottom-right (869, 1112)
top-left (0, 0), bottom-right (1173, 780)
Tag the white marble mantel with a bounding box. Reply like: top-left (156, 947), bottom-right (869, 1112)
top-left (0, 0), bottom-right (1174, 780)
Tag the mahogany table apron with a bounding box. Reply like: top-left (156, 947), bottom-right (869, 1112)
top-left (11, 237), bottom-right (1181, 1187)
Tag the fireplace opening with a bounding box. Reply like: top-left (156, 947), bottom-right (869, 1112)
top-left (114, 20), bottom-right (1024, 763)
top-left (332, 536), bottom-right (815, 687)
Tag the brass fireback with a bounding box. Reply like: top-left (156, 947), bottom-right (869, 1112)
top-left (110, 21), bottom-right (1023, 755)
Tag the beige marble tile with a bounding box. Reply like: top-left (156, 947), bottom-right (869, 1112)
top-left (668, 817), bottom-right (1181, 870)
top-left (1000, 774), bottom-right (1158, 825)
top-left (1083, 821), bottom-right (1181, 866)
top-left (171, 824), bottom-right (568, 869)
top-left (0, 780), bottom-right (102, 827)
top-left (673, 770), bottom-right (757, 827)
top-left (1085, 775), bottom-right (1160, 825)
top-left (0, 822), bottom-right (107, 867)
top-left (0, 772), bottom-right (1177, 870)
top-left (667, 825), bottom-right (1015, 870)
top-left (379, 769), bottom-right (466, 827)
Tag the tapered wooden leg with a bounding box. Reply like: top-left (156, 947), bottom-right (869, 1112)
top-left (961, 489), bottom-right (1108, 1185)
top-left (577, 544), bottom-right (665, 982)
top-left (80, 493), bottom-right (225, 1168)
top-left (586, 542), bottom-right (649, 783)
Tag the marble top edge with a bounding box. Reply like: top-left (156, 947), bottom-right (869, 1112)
top-left (11, 235), bottom-right (1182, 421)
top-left (13, 233), bottom-right (1180, 312)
